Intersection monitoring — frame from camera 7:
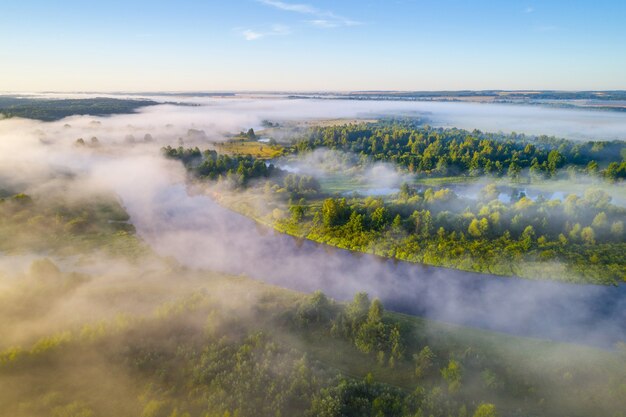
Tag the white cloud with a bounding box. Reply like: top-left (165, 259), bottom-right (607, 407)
top-left (239, 25), bottom-right (291, 41)
top-left (259, 0), bottom-right (317, 14)
top-left (242, 29), bottom-right (264, 40)
top-left (258, 0), bottom-right (361, 28)
top-left (524, 6), bottom-right (535, 13)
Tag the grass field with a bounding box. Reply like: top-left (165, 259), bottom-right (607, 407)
top-left (216, 139), bottom-right (284, 159)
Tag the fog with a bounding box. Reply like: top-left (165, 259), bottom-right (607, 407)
top-left (275, 148), bottom-right (410, 195)
top-left (7, 92), bottom-right (626, 140)
top-left (123, 180), bottom-right (625, 348)
top-left (0, 95), bottom-right (624, 353)
top-left (1, 94), bottom-right (625, 417)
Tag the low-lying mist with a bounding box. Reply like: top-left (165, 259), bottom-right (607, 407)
top-left (0, 95), bottom-right (624, 351)
top-left (6, 92), bottom-right (626, 140)
top-left (1, 94), bottom-right (626, 417)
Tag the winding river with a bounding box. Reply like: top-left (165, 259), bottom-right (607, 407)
top-left (124, 182), bottom-right (626, 349)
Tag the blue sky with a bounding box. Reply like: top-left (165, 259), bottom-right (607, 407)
top-left (1, 0), bottom-right (625, 91)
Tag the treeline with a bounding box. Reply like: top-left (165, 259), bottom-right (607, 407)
top-left (283, 185), bottom-right (626, 283)
top-left (163, 146), bottom-right (321, 194)
top-left (0, 97), bottom-right (158, 121)
top-left (291, 120), bottom-right (626, 181)
top-left (162, 146), bottom-right (275, 185)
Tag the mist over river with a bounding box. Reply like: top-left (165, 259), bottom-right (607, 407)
top-left (2, 95), bottom-right (625, 348)
top-left (120, 180), bottom-right (626, 349)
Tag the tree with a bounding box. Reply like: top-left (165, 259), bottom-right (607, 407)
top-left (472, 403), bottom-right (498, 417)
top-left (479, 184), bottom-right (499, 202)
top-left (507, 162), bottom-right (521, 180)
top-left (468, 218), bottom-right (488, 238)
top-left (346, 212), bottom-right (364, 235)
top-left (611, 221), bottom-right (624, 240)
top-left (346, 292), bottom-right (371, 329)
top-left (547, 150), bottom-right (564, 175)
top-left (592, 212), bottom-right (607, 229)
top-left (520, 225), bottom-right (535, 250)
top-left (370, 207), bottom-right (390, 230)
top-left (583, 189), bottom-right (611, 208)
top-left (569, 223), bottom-right (582, 241)
top-left (296, 291), bottom-right (333, 325)
top-left (419, 210), bottom-right (433, 238)
top-left (367, 299), bottom-right (383, 323)
top-left (321, 198), bottom-right (347, 227)
top-left (413, 346), bottom-right (434, 379)
top-left (441, 359), bottom-right (462, 392)
top-left (289, 204), bottom-right (305, 222)
top-left (391, 214), bottom-right (403, 229)
top-left (388, 326), bottom-right (403, 367)
top-left (581, 227), bottom-right (595, 245)
top-left (399, 182), bottom-right (411, 199)
top-left (355, 299), bottom-right (386, 354)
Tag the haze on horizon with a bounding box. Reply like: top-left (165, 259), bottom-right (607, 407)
top-left (1, 0), bottom-right (626, 92)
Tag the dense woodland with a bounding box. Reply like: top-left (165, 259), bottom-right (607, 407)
top-left (2, 260), bottom-right (625, 417)
top-left (0, 97), bottom-right (158, 121)
top-left (163, 146), bottom-right (320, 194)
top-left (291, 120), bottom-right (626, 181)
top-left (278, 185), bottom-right (626, 284)
top-left (169, 120), bottom-right (626, 283)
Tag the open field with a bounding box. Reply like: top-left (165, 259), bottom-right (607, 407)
top-left (215, 139), bottom-right (284, 159)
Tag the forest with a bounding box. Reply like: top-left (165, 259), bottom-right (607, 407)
top-left (2, 255), bottom-right (625, 417)
top-left (0, 97), bottom-right (159, 121)
top-left (290, 120), bottom-right (626, 181)
top-left (167, 120), bottom-right (626, 284)
top-left (1, 102), bottom-right (625, 416)
top-left (275, 186), bottom-right (625, 284)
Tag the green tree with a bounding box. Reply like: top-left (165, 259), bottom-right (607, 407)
top-left (355, 299), bottom-right (385, 354)
top-left (581, 226), bottom-right (595, 245)
top-left (611, 221), bottom-right (624, 239)
top-left (468, 218), bottom-right (488, 238)
top-left (472, 403), bottom-right (498, 417)
top-left (296, 291), bottom-right (333, 326)
top-left (413, 346), bottom-right (435, 379)
top-left (346, 292), bottom-right (371, 330)
top-left (388, 326), bottom-right (403, 367)
top-left (371, 206), bottom-right (390, 230)
top-left (441, 359), bottom-right (463, 393)
top-left (289, 204), bottom-right (305, 222)
top-left (592, 212), bottom-right (607, 229)
top-left (321, 198), bottom-right (347, 227)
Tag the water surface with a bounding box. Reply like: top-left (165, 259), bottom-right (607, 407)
top-left (123, 183), bottom-right (626, 348)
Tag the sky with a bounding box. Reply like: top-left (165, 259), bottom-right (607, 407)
top-left (1, 0), bottom-right (625, 92)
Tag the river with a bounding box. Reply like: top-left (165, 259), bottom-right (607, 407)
top-left (123, 182), bottom-right (626, 349)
